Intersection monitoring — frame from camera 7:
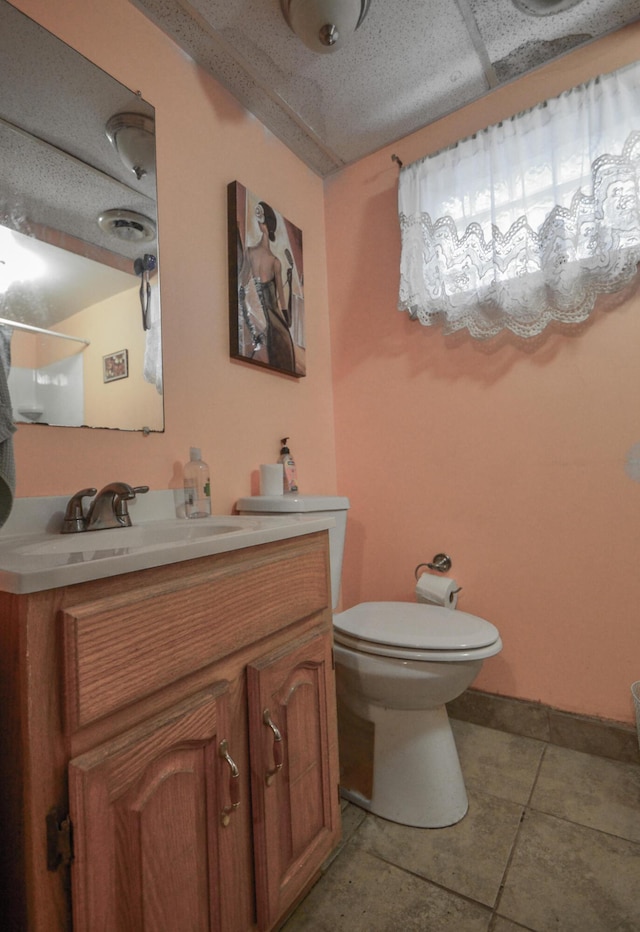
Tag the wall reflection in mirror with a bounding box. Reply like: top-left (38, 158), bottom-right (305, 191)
top-left (0, 0), bottom-right (163, 431)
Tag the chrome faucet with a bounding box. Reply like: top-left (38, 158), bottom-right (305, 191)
top-left (61, 483), bottom-right (149, 533)
top-left (86, 482), bottom-right (150, 531)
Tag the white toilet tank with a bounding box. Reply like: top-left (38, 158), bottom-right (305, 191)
top-left (236, 495), bottom-right (350, 609)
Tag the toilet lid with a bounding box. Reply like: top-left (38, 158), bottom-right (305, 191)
top-left (333, 602), bottom-right (499, 651)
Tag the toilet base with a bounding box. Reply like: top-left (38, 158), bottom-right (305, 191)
top-left (342, 703), bottom-right (468, 828)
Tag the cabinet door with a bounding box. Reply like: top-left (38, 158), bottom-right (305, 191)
top-left (68, 685), bottom-right (245, 932)
top-left (248, 632), bottom-right (340, 930)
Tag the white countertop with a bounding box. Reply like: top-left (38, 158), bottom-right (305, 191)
top-left (0, 492), bottom-right (334, 594)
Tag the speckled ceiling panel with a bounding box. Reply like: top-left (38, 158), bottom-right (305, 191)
top-left (0, 1), bottom-right (155, 197)
top-left (469, 0), bottom-right (640, 83)
top-left (189, 0), bottom-right (486, 162)
top-left (129, 0), bottom-right (344, 175)
top-left (132, 0), bottom-right (489, 171)
top-left (0, 1), bottom-right (157, 254)
top-left (129, 0), bottom-right (640, 175)
top-left (1, 124), bottom-right (156, 260)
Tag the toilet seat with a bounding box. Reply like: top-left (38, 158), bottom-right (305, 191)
top-left (333, 601), bottom-right (502, 662)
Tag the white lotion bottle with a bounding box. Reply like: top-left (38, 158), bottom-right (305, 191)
top-left (184, 447), bottom-right (211, 518)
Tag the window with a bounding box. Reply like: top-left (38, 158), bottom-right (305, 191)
top-left (398, 59), bottom-right (640, 339)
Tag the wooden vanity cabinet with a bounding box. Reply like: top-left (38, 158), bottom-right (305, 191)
top-left (0, 531), bottom-right (340, 932)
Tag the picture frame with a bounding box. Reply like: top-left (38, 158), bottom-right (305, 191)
top-left (228, 181), bottom-right (306, 377)
top-left (103, 349), bottom-right (128, 383)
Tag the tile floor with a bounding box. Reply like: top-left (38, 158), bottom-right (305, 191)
top-left (281, 719), bottom-right (640, 932)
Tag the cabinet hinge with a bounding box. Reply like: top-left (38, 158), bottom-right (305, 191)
top-left (46, 806), bottom-right (74, 871)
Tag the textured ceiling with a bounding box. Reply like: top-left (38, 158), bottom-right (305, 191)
top-left (129, 0), bottom-right (640, 177)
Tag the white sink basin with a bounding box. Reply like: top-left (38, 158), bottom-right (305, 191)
top-left (16, 519), bottom-right (240, 556)
top-left (0, 502), bottom-right (335, 595)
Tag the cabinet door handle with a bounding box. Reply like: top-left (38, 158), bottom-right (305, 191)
top-left (219, 739), bottom-right (240, 827)
top-left (263, 708), bottom-right (283, 786)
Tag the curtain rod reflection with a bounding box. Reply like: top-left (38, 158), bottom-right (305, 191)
top-left (0, 317), bottom-right (90, 345)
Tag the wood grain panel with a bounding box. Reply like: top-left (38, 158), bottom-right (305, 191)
top-left (62, 538), bottom-right (329, 733)
top-left (247, 633), bottom-right (340, 929)
top-left (68, 686), bottom-right (227, 932)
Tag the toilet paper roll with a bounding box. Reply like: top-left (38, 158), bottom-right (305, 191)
top-left (415, 573), bottom-right (460, 609)
top-left (259, 463), bottom-right (284, 496)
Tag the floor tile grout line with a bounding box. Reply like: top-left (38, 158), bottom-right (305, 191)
top-left (526, 738), bottom-right (549, 806)
top-left (490, 803), bottom-right (528, 921)
top-left (523, 742), bottom-right (640, 845)
top-left (359, 846), bottom-right (496, 918)
top-left (489, 742), bottom-right (548, 922)
top-left (523, 805), bottom-right (640, 848)
top-left (346, 804), bottom-right (531, 924)
top-left (346, 808), bottom-right (507, 920)
top-left (488, 911), bottom-right (538, 932)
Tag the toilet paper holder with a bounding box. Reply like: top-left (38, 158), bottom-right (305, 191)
top-left (415, 553), bottom-right (452, 578)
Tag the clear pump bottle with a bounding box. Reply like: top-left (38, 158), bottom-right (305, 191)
top-left (184, 447), bottom-right (211, 518)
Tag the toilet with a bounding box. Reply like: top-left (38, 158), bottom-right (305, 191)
top-left (236, 494), bottom-right (502, 828)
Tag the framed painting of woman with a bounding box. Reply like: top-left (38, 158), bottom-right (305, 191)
top-left (228, 181), bottom-right (306, 377)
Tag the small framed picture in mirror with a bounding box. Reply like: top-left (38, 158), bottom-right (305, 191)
top-left (103, 349), bottom-right (129, 383)
top-left (228, 181), bottom-right (306, 377)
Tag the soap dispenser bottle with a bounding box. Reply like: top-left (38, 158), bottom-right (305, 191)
top-left (279, 438), bottom-right (298, 494)
top-left (184, 447), bottom-right (211, 518)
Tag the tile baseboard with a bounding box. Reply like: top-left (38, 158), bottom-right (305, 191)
top-left (447, 688), bottom-right (639, 764)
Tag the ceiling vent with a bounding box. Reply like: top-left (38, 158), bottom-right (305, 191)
top-left (97, 209), bottom-right (156, 242)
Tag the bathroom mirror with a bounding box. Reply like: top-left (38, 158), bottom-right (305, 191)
top-left (0, 0), bottom-right (163, 431)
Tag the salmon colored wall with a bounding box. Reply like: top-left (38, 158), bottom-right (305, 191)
top-left (325, 25), bottom-right (640, 726)
top-left (10, 0), bottom-right (337, 509)
top-left (68, 286), bottom-right (163, 431)
top-left (8, 2), bottom-right (639, 726)
top-left (10, 331), bottom-right (36, 367)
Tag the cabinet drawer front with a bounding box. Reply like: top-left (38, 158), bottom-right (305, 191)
top-left (62, 538), bottom-right (329, 733)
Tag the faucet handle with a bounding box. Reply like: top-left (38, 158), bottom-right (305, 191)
top-left (112, 484), bottom-right (150, 523)
top-left (62, 488), bottom-right (97, 534)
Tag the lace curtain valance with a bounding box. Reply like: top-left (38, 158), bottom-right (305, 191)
top-left (398, 59), bottom-right (640, 339)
